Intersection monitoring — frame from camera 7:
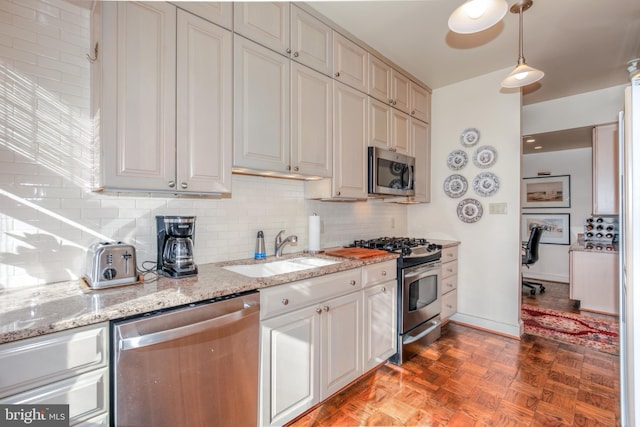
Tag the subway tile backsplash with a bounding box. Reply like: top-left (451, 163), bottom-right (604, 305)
top-left (0, 0), bottom-right (408, 288)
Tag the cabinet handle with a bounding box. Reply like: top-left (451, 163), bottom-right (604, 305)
top-left (335, 72), bottom-right (340, 77)
top-left (180, 182), bottom-right (188, 189)
top-left (293, 51), bottom-right (299, 57)
top-left (286, 48), bottom-right (292, 54)
top-left (350, 280), bottom-right (356, 286)
top-left (323, 306), bottom-right (330, 312)
top-left (316, 307), bottom-right (322, 314)
top-left (382, 287), bottom-right (386, 293)
top-left (282, 298), bottom-right (289, 306)
top-left (86, 42), bottom-right (98, 62)
top-left (168, 181), bottom-right (176, 188)
top-left (381, 271), bottom-right (387, 276)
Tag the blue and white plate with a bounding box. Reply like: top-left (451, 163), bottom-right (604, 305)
top-left (447, 150), bottom-right (468, 170)
top-left (473, 145), bottom-right (497, 168)
top-left (456, 198), bottom-right (483, 223)
top-left (460, 128), bottom-right (480, 147)
top-left (473, 172), bottom-right (500, 197)
top-left (443, 174), bottom-right (468, 198)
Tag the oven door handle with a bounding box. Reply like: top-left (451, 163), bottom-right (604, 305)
top-left (404, 318), bottom-right (441, 344)
top-left (403, 266), bottom-right (440, 283)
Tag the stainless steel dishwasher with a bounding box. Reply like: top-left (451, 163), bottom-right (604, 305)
top-left (112, 291), bottom-right (260, 427)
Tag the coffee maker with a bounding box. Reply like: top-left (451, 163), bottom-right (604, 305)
top-left (156, 216), bottom-right (198, 278)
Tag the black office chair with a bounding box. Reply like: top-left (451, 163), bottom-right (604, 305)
top-left (522, 226), bottom-right (546, 295)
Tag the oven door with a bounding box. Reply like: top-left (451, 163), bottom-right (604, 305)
top-left (401, 263), bottom-right (441, 334)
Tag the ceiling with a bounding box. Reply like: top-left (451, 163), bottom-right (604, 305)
top-left (308, 0), bottom-right (640, 106)
top-left (522, 125), bottom-right (593, 154)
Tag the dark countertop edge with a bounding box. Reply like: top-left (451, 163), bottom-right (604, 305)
top-left (0, 250), bottom-right (398, 344)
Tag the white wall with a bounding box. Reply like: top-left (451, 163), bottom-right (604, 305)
top-left (523, 85), bottom-right (626, 135)
top-left (522, 148), bottom-right (592, 282)
top-left (408, 68), bottom-right (522, 337)
top-left (0, 0), bottom-right (408, 288)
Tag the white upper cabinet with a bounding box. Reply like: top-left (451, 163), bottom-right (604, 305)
top-left (234, 2), bottom-right (290, 56)
top-left (390, 70), bottom-right (410, 114)
top-left (233, 35), bottom-right (290, 173)
top-left (332, 32), bottom-right (368, 93)
top-left (369, 56), bottom-right (391, 103)
top-left (93, 2), bottom-right (232, 194)
top-left (410, 82), bottom-right (431, 123)
top-left (172, 2), bottom-right (232, 29)
top-left (368, 98), bottom-right (411, 156)
top-left (592, 123), bottom-right (619, 215)
top-left (290, 5), bottom-right (332, 76)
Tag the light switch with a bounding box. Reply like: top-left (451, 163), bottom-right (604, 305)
top-left (489, 202), bottom-right (508, 214)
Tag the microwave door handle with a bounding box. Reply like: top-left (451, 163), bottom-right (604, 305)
top-left (407, 165), bottom-right (414, 189)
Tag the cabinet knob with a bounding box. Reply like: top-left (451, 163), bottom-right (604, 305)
top-left (392, 100), bottom-right (397, 106)
top-left (286, 48), bottom-right (292, 54)
top-left (382, 287), bottom-right (386, 293)
top-left (180, 182), bottom-right (188, 189)
top-left (168, 181), bottom-right (176, 188)
top-left (336, 191), bottom-right (341, 196)
top-left (411, 110), bottom-right (416, 115)
top-left (294, 166), bottom-right (299, 172)
top-left (282, 298), bottom-right (289, 306)
top-left (388, 99), bottom-right (393, 104)
top-left (350, 280), bottom-right (356, 286)
top-left (446, 304), bottom-right (453, 309)
top-left (335, 72), bottom-right (340, 77)
top-left (316, 307), bottom-right (322, 314)
top-left (293, 51), bottom-right (299, 57)
top-left (447, 268), bottom-right (453, 273)
top-left (323, 306), bottom-right (330, 312)
top-left (381, 270), bottom-right (387, 276)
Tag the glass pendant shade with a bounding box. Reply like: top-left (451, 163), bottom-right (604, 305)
top-left (501, 62), bottom-right (544, 88)
top-left (448, 0), bottom-right (508, 34)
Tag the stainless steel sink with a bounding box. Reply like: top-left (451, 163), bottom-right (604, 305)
top-left (222, 257), bottom-right (340, 278)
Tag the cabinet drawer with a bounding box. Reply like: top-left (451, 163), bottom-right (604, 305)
top-left (0, 367), bottom-right (109, 426)
top-left (442, 274), bottom-right (457, 294)
top-left (0, 323), bottom-right (108, 398)
top-left (260, 269), bottom-right (361, 319)
top-left (442, 289), bottom-right (457, 320)
top-left (441, 246), bottom-right (457, 263)
top-left (362, 260), bottom-right (396, 287)
top-left (441, 260), bottom-right (458, 280)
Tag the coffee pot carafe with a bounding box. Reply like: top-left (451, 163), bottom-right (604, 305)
top-left (156, 216), bottom-right (198, 278)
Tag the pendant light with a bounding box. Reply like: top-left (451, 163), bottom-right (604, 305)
top-left (501, 0), bottom-right (544, 88)
top-left (448, 0), bottom-right (508, 34)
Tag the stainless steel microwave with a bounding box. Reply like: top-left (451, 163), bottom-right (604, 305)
top-left (368, 147), bottom-right (415, 197)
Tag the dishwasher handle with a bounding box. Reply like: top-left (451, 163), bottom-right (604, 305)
top-left (119, 302), bottom-right (260, 351)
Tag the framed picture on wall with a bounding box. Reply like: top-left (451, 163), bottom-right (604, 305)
top-left (522, 213), bottom-right (571, 245)
top-left (522, 175), bottom-right (571, 208)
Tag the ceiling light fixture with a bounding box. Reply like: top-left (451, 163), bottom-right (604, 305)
top-left (448, 0), bottom-right (508, 34)
top-left (501, 0), bottom-right (544, 88)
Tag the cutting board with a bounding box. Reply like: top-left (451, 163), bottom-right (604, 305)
top-left (324, 247), bottom-right (389, 259)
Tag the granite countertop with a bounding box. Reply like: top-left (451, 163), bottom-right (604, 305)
top-left (0, 250), bottom-right (397, 345)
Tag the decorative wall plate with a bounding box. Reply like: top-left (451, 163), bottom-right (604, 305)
top-left (457, 198), bottom-right (483, 223)
top-left (460, 128), bottom-right (480, 147)
top-left (473, 172), bottom-right (500, 197)
top-left (443, 174), bottom-right (468, 198)
top-left (473, 145), bottom-right (497, 168)
top-left (447, 150), bottom-right (468, 170)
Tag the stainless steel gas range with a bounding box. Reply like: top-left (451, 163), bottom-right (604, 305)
top-left (350, 237), bottom-right (442, 364)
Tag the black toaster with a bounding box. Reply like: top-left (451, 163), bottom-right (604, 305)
top-left (83, 241), bottom-right (138, 289)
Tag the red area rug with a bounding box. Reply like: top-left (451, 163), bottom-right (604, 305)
top-left (522, 304), bottom-right (619, 355)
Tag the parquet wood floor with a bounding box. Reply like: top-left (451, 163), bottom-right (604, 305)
top-left (287, 282), bottom-right (620, 426)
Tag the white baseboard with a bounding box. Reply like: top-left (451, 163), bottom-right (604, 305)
top-left (448, 313), bottom-right (521, 339)
top-left (523, 273), bottom-right (569, 283)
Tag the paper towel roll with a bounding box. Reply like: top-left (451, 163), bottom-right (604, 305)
top-left (308, 214), bottom-right (321, 253)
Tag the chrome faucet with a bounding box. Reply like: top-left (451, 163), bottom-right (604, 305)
top-left (275, 230), bottom-right (298, 257)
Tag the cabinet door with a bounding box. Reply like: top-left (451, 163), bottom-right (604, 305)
top-left (391, 109), bottom-right (411, 156)
top-left (176, 10), bottom-right (232, 193)
top-left (410, 82), bottom-right (430, 123)
top-left (368, 98), bottom-right (391, 150)
top-left (173, 2), bottom-right (232, 29)
top-left (234, 2), bottom-right (290, 56)
top-left (101, 2), bottom-right (176, 191)
top-left (391, 70), bottom-right (410, 114)
top-left (332, 32), bottom-right (368, 93)
top-left (291, 62), bottom-right (333, 177)
top-left (593, 123), bottom-right (619, 215)
top-left (410, 119), bottom-right (431, 203)
top-left (234, 35), bottom-right (290, 173)
top-left (260, 306), bottom-right (320, 427)
top-left (290, 5), bottom-right (332, 76)
top-left (570, 251), bottom-right (619, 315)
top-left (321, 292), bottom-right (362, 398)
top-left (369, 55), bottom-right (391, 103)
top-left (333, 82), bottom-right (368, 199)
top-left (363, 282), bottom-right (397, 371)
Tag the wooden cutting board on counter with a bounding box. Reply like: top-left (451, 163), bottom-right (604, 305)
top-left (324, 247), bottom-right (389, 259)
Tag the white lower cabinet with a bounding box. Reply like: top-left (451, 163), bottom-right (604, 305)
top-left (0, 323), bottom-right (109, 426)
top-left (440, 245), bottom-right (459, 323)
top-left (570, 249), bottom-right (619, 315)
top-left (259, 262), bottom-right (396, 427)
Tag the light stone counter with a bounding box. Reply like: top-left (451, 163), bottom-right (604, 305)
top-left (0, 250), bottom-right (397, 344)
